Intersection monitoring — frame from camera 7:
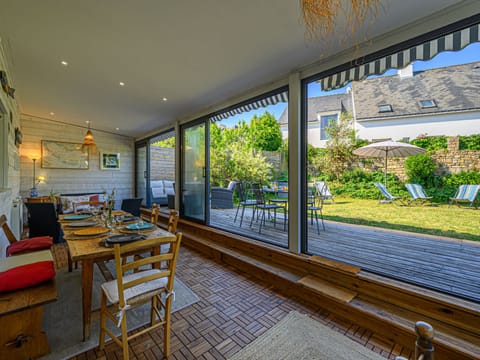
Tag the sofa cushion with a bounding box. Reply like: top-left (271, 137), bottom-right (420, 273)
top-left (0, 261), bottom-right (56, 293)
top-left (61, 195), bottom-right (90, 213)
top-left (152, 187), bottom-right (165, 198)
top-left (6, 236), bottom-right (53, 256)
top-left (164, 180), bottom-right (175, 195)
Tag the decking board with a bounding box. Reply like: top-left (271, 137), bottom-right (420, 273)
top-left (208, 208), bottom-right (480, 302)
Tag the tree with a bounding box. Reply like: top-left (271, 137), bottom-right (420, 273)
top-left (322, 111), bottom-right (356, 179)
top-left (247, 111), bottom-right (283, 151)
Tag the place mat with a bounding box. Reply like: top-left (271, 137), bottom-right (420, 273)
top-left (125, 222), bottom-right (154, 231)
top-left (63, 214), bottom-right (92, 221)
top-left (65, 221), bottom-right (98, 228)
top-left (100, 234), bottom-right (146, 247)
top-left (119, 226), bottom-right (156, 234)
top-left (73, 227), bottom-right (110, 236)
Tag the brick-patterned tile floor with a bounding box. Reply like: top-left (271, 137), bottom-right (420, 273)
top-left (51, 244), bottom-right (412, 359)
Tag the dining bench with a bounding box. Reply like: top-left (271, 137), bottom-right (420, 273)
top-left (0, 250), bottom-right (57, 359)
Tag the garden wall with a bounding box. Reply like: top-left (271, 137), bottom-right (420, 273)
top-left (366, 137), bottom-right (480, 181)
top-left (150, 146), bottom-right (175, 181)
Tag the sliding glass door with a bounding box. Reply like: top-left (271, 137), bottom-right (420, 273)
top-left (135, 142), bottom-right (148, 207)
top-left (181, 120), bottom-right (207, 222)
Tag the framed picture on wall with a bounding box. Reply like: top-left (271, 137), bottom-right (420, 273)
top-left (100, 152), bottom-right (120, 170)
top-left (41, 140), bottom-right (89, 169)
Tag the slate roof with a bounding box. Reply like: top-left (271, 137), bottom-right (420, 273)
top-left (352, 61), bottom-right (480, 121)
top-left (278, 93), bottom-right (352, 126)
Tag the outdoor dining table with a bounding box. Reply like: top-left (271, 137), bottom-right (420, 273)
top-left (60, 211), bottom-right (173, 341)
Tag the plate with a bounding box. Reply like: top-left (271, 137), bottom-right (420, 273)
top-left (106, 234), bottom-right (146, 244)
top-left (66, 221), bottom-right (98, 227)
top-left (64, 214), bottom-right (92, 221)
top-left (73, 227), bottom-right (110, 236)
top-left (125, 222), bottom-right (154, 231)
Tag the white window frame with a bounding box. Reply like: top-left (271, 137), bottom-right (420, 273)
top-left (317, 112), bottom-right (339, 141)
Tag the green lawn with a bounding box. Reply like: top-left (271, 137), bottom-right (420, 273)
top-left (321, 197), bottom-right (480, 242)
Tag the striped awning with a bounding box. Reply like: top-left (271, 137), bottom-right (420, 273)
top-left (320, 23), bottom-right (479, 91)
top-left (209, 91), bottom-right (288, 122)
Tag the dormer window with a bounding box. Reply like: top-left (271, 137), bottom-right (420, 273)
top-left (378, 104), bottom-right (393, 113)
top-left (419, 100), bottom-right (437, 108)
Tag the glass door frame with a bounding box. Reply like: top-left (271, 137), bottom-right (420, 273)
top-left (180, 117), bottom-right (210, 224)
top-left (134, 140), bottom-right (150, 207)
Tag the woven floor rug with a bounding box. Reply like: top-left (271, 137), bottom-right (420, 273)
top-left (229, 311), bottom-right (386, 360)
top-left (40, 265), bottom-right (199, 360)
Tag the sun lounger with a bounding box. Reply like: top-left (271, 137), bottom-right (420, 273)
top-left (405, 183), bottom-right (432, 205)
top-left (449, 184), bottom-right (480, 208)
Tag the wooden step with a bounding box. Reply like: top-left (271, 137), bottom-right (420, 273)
top-left (350, 297), bottom-right (480, 360)
top-left (298, 275), bottom-right (357, 303)
top-left (309, 255), bottom-right (361, 275)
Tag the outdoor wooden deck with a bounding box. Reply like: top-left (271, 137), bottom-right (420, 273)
top-left (208, 207), bottom-right (480, 303)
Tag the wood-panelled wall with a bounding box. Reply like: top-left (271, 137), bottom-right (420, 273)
top-left (20, 115), bottom-right (135, 206)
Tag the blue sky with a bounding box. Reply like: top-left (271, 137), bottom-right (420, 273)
top-left (219, 42), bottom-right (480, 127)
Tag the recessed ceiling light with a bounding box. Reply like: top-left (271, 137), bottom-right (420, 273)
top-left (50, 112), bottom-right (55, 116)
top-left (162, 97), bottom-right (167, 101)
top-left (119, 82), bottom-right (125, 86)
top-left (61, 60), bottom-right (68, 66)
top-left (115, 127), bottom-right (120, 131)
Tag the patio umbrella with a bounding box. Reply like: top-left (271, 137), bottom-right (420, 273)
top-left (353, 140), bottom-right (425, 187)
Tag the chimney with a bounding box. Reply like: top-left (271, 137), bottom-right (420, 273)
top-left (398, 63), bottom-right (414, 78)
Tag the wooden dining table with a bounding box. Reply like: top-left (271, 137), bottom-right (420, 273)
top-left (60, 211), bottom-right (173, 341)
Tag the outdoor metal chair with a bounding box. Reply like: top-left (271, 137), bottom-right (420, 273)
top-left (249, 184), bottom-right (286, 234)
top-left (449, 184), bottom-right (480, 208)
top-left (405, 183), bottom-right (433, 205)
top-left (374, 182), bottom-right (407, 205)
top-left (307, 192), bottom-right (325, 234)
top-left (234, 182), bottom-right (257, 227)
top-left (314, 181), bottom-right (334, 203)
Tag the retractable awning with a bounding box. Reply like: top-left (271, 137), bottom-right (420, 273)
top-left (320, 22), bottom-right (479, 91)
top-left (209, 90), bottom-right (288, 122)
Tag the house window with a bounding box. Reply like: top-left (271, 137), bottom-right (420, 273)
top-left (378, 104), bottom-right (393, 113)
top-left (319, 114), bottom-right (338, 140)
top-left (419, 99), bottom-right (437, 108)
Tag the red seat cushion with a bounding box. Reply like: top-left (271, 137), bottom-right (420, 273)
top-left (89, 195), bottom-right (100, 202)
top-left (6, 236), bottom-right (53, 256)
top-left (0, 261), bottom-right (56, 293)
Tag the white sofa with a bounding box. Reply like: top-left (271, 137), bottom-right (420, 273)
top-left (151, 180), bottom-right (175, 207)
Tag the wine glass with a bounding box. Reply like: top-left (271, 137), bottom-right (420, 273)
top-left (90, 205), bottom-right (100, 222)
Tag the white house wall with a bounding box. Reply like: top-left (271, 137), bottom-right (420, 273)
top-left (355, 111), bottom-right (480, 142)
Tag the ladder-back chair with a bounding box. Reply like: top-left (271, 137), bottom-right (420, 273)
top-left (99, 233), bottom-right (182, 360)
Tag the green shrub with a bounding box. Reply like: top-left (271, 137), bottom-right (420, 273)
top-left (333, 169), bottom-right (405, 199)
top-left (411, 135), bottom-right (447, 151)
top-left (404, 153), bottom-right (438, 187)
top-left (459, 134), bottom-right (480, 150)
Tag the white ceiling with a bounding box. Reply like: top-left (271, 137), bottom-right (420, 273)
top-left (0, 0), bottom-right (470, 138)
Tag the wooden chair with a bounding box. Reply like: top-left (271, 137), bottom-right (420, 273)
top-left (150, 203), bottom-right (160, 225)
top-left (73, 201), bottom-right (106, 213)
top-left (98, 233), bottom-right (182, 360)
top-left (1, 214), bottom-right (53, 256)
top-left (167, 209), bottom-right (179, 233)
top-left (0, 214), bottom-right (17, 245)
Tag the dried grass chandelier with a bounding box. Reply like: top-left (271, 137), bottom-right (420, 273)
top-left (300, 0), bottom-right (380, 40)
top-left (82, 120), bottom-right (98, 154)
